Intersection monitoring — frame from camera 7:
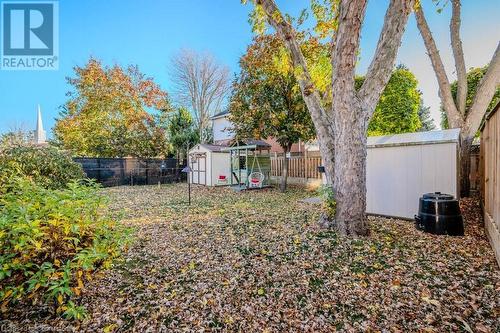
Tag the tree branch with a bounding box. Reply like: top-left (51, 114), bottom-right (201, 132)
top-left (414, 6), bottom-right (462, 128)
top-left (256, 0), bottom-right (336, 183)
top-left (450, 0), bottom-right (467, 115)
top-left (331, 0), bottom-right (367, 104)
top-left (256, 0), bottom-right (326, 124)
top-left (358, 0), bottom-right (414, 117)
top-left (464, 42), bottom-right (500, 136)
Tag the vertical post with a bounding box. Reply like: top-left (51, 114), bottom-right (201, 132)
top-left (188, 174), bottom-right (191, 205)
top-left (245, 148), bottom-right (248, 188)
top-left (182, 164), bottom-right (192, 206)
top-left (230, 150), bottom-right (234, 186)
top-left (238, 149), bottom-right (241, 189)
top-left (97, 158), bottom-right (102, 184)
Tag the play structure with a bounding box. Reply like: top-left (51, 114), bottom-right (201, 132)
top-left (221, 141), bottom-right (272, 191)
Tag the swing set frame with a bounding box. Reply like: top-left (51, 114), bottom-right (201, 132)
top-left (221, 144), bottom-right (271, 190)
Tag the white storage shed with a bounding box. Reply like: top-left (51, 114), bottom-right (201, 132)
top-left (366, 128), bottom-right (460, 219)
top-left (188, 144), bottom-right (233, 186)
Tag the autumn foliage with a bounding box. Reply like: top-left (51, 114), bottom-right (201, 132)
top-left (0, 146), bottom-right (129, 319)
top-left (54, 58), bottom-right (169, 158)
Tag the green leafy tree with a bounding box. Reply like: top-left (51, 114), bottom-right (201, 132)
top-left (356, 65), bottom-right (422, 136)
top-left (229, 34), bottom-right (316, 192)
top-left (441, 66), bottom-right (500, 130)
top-left (54, 58), bottom-right (169, 158)
top-left (166, 107), bottom-right (199, 163)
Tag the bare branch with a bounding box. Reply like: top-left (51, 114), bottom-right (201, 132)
top-left (414, 6), bottom-right (462, 128)
top-left (464, 42), bottom-right (500, 136)
top-left (450, 0), bottom-right (467, 115)
top-left (170, 49), bottom-right (230, 142)
top-left (358, 0), bottom-right (414, 116)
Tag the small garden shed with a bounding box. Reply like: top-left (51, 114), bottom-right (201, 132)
top-left (188, 144), bottom-right (233, 186)
top-left (366, 128), bottom-right (460, 219)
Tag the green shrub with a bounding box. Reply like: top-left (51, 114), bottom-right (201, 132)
top-left (0, 177), bottom-right (130, 318)
top-left (317, 185), bottom-right (336, 219)
top-left (0, 145), bottom-right (85, 190)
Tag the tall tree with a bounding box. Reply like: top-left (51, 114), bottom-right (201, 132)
top-left (170, 49), bottom-right (231, 143)
top-left (54, 58), bottom-right (169, 158)
top-left (418, 100), bottom-right (436, 132)
top-left (229, 34), bottom-right (316, 192)
top-left (414, 1), bottom-right (500, 196)
top-left (356, 65), bottom-right (422, 136)
top-left (166, 107), bottom-right (199, 163)
top-left (244, 0), bottom-right (415, 236)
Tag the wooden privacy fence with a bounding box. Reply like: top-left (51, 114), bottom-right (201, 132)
top-left (271, 156), bottom-right (322, 179)
top-left (73, 157), bottom-right (186, 187)
top-left (480, 101), bottom-right (500, 266)
top-left (469, 144), bottom-right (480, 192)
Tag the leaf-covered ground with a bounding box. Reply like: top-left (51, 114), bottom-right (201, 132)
top-left (5, 184), bottom-right (500, 332)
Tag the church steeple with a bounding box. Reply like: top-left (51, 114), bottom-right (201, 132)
top-left (34, 105), bottom-right (47, 144)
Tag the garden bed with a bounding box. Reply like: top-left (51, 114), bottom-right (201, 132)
top-left (4, 184), bottom-right (499, 332)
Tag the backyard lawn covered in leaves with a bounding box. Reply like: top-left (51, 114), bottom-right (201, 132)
top-left (8, 184), bottom-right (500, 332)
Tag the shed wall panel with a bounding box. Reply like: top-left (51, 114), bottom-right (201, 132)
top-left (211, 153), bottom-right (231, 186)
top-left (367, 142), bottom-right (457, 219)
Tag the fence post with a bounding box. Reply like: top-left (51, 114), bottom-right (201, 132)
top-left (97, 158), bottom-right (101, 184)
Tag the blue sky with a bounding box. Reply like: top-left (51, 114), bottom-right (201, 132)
top-left (0, 0), bottom-right (499, 136)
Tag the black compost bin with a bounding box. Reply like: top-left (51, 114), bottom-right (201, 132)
top-left (415, 192), bottom-right (464, 236)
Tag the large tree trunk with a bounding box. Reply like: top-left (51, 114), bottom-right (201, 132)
top-left (459, 134), bottom-right (474, 197)
top-left (257, 0), bottom-right (414, 237)
top-left (331, 100), bottom-right (370, 236)
top-left (279, 144), bottom-right (292, 193)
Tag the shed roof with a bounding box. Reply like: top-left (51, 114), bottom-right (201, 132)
top-left (240, 139), bottom-right (272, 148)
top-left (221, 138), bottom-right (272, 150)
top-left (189, 144), bottom-right (229, 153)
top-left (367, 128), bottom-right (460, 148)
top-left (201, 144), bottom-right (229, 152)
top-left (210, 110), bottom-right (229, 120)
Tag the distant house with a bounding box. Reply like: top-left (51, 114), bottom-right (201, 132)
top-left (210, 110), bottom-right (313, 154)
top-left (211, 110), bottom-right (233, 146)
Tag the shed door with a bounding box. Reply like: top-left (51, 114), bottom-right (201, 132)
top-left (191, 153), bottom-right (207, 185)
